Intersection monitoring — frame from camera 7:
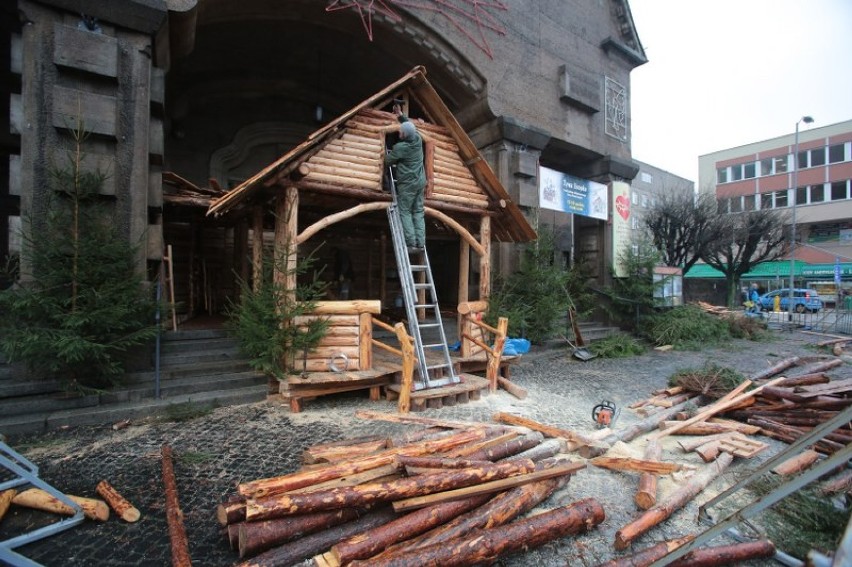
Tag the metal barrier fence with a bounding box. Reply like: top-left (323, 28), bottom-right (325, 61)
top-left (762, 306), bottom-right (852, 335)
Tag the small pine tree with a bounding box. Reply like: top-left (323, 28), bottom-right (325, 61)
top-left (0, 121), bottom-right (157, 390)
top-left (487, 225), bottom-right (591, 344)
top-left (602, 242), bottom-right (663, 330)
top-left (226, 240), bottom-right (329, 378)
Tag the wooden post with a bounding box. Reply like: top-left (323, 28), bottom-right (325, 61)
top-left (479, 216), bottom-right (491, 300)
top-left (635, 440), bottom-right (661, 510)
top-left (380, 232), bottom-right (387, 307)
top-left (487, 317), bottom-right (508, 392)
top-left (237, 218), bottom-right (249, 290)
top-left (359, 312), bottom-right (372, 370)
top-left (397, 322), bottom-right (414, 414)
top-left (11, 488), bottom-right (109, 522)
top-left (95, 480), bottom-right (140, 522)
top-left (458, 240), bottom-right (470, 342)
top-left (252, 206), bottom-right (264, 292)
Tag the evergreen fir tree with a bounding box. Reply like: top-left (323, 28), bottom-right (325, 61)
top-left (0, 121), bottom-right (157, 390)
top-left (226, 235), bottom-right (329, 378)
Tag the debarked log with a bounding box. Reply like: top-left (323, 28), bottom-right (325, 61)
top-left (96, 480), bottom-right (140, 522)
top-left (634, 440), bottom-right (661, 510)
top-left (237, 507), bottom-right (398, 567)
top-left (614, 452), bottom-right (734, 550)
top-left (162, 445), bottom-right (192, 567)
top-left (238, 508), bottom-right (362, 558)
top-left (12, 488), bottom-right (109, 522)
top-left (245, 459), bottom-right (536, 521)
top-left (0, 489), bottom-right (17, 522)
top-left (348, 498), bottom-right (605, 567)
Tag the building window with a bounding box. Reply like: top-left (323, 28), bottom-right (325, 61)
top-left (717, 167), bottom-right (728, 183)
top-left (810, 147), bottom-right (826, 167)
top-left (640, 172), bottom-right (653, 183)
top-left (774, 155), bottom-right (789, 174)
top-left (604, 76), bottom-right (628, 141)
top-left (730, 197), bottom-right (742, 212)
top-left (810, 184), bottom-right (825, 203)
top-left (796, 186), bottom-right (807, 205)
top-left (797, 150), bottom-right (808, 169)
top-left (831, 180), bottom-right (849, 201)
top-left (631, 216), bottom-right (639, 229)
top-left (731, 165), bottom-right (743, 181)
top-left (717, 198), bottom-right (729, 213)
top-left (642, 194), bottom-right (648, 207)
top-left (632, 191), bottom-right (640, 205)
top-left (774, 190), bottom-right (788, 208)
top-left (829, 143), bottom-right (845, 164)
top-left (743, 194), bottom-right (755, 211)
top-left (759, 158), bottom-right (773, 176)
top-left (743, 162), bottom-right (756, 179)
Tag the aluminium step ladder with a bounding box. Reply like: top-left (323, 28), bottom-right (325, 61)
top-left (386, 166), bottom-right (459, 390)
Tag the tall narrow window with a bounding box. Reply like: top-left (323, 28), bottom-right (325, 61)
top-left (717, 167), bottom-right (728, 183)
top-left (743, 162), bottom-right (756, 179)
top-left (774, 190), bottom-right (788, 208)
top-left (810, 184), bottom-right (825, 203)
top-left (759, 158), bottom-right (773, 176)
top-left (810, 147), bottom-right (826, 167)
top-left (829, 144), bottom-right (845, 163)
top-left (831, 181), bottom-right (849, 201)
top-left (774, 155), bottom-right (789, 173)
top-left (604, 77), bottom-right (628, 141)
top-left (796, 186), bottom-right (807, 205)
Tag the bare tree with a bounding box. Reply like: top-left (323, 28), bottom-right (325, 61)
top-left (701, 208), bottom-right (790, 307)
top-left (644, 191), bottom-right (726, 273)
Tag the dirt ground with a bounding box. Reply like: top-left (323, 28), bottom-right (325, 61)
top-left (1, 329), bottom-right (847, 566)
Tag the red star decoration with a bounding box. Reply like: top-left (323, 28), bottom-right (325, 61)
top-left (326, 0), bottom-right (507, 59)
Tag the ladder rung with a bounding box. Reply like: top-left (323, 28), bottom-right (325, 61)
top-left (414, 303), bottom-right (437, 309)
top-left (418, 323), bottom-right (441, 329)
top-left (409, 265), bottom-right (427, 270)
top-left (423, 343), bottom-right (445, 349)
top-left (413, 284), bottom-right (432, 290)
top-left (427, 363), bottom-right (452, 371)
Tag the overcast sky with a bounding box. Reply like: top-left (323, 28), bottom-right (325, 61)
top-left (628, 0), bottom-right (852, 185)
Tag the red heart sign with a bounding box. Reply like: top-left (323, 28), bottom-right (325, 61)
top-left (615, 194), bottom-right (630, 221)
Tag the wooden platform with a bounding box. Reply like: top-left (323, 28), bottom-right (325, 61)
top-left (272, 344), bottom-right (515, 413)
top-left (386, 373), bottom-right (491, 412)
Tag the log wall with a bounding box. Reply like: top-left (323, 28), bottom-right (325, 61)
top-left (292, 301), bottom-right (380, 372)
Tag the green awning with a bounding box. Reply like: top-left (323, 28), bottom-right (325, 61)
top-left (801, 263), bottom-right (852, 277)
top-left (685, 260), bottom-right (805, 279)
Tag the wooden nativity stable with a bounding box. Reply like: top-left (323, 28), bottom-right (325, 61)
top-left (206, 66), bottom-right (536, 412)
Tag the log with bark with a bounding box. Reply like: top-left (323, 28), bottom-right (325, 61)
top-left (614, 452), bottom-right (734, 550)
top-left (819, 467), bottom-right (852, 494)
top-left (347, 498), bottom-right (605, 567)
top-left (238, 428), bottom-right (486, 499)
top-left (238, 508), bottom-right (362, 558)
top-left (162, 445), bottom-right (192, 567)
top-left (584, 401), bottom-right (693, 458)
top-left (492, 411), bottom-right (605, 453)
top-left (595, 535), bottom-right (694, 566)
top-left (245, 459), bottom-right (537, 521)
top-left (749, 356), bottom-right (800, 381)
top-left (665, 539), bottom-right (776, 567)
top-left (96, 480), bottom-right (140, 522)
top-left (237, 507), bottom-right (398, 567)
top-left (302, 435), bottom-right (389, 465)
top-left (771, 449), bottom-right (821, 475)
top-left (634, 440), bottom-right (661, 510)
top-left (497, 376), bottom-right (527, 399)
top-left (11, 488), bottom-right (109, 522)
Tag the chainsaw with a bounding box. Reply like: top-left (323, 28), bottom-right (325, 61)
top-left (592, 401), bottom-right (618, 429)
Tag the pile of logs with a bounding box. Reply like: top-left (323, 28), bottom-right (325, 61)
top-left (216, 411), bottom-right (600, 566)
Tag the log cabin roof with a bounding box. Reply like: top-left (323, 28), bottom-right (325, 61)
top-left (207, 66), bottom-right (536, 243)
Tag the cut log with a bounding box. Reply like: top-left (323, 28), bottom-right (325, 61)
top-left (614, 452), bottom-right (734, 550)
top-left (239, 428), bottom-right (486, 498)
top-left (326, 494), bottom-right (491, 565)
top-left (228, 523), bottom-right (241, 550)
top-left (492, 411), bottom-right (603, 451)
top-left (695, 440), bottom-right (724, 462)
top-left (238, 508), bottom-right (361, 558)
top-left (497, 376), bottom-right (527, 399)
top-left (302, 436), bottom-right (388, 465)
top-left (591, 456), bottom-right (683, 475)
top-left (95, 480), bottom-right (140, 522)
top-left (595, 535), bottom-right (694, 566)
top-left (503, 438), bottom-right (564, 463)
top-left (819, 467), bottom-right (852, 494)
top-left (772, 449), bottom-right (821, 475)
top-left (0, 489), bottom-right (16, 522)
top-left (348, 498), bottom-right (605, 567)
top-left (162, 445), bottom-right (192, 567)
top-left (217, 497), bottom-right (247, 526)
top-left (245, 459), bottom-right (537, 521)
top-left (651, 377), bottom-right (785, 440)
top-left (635, 440), bottom-right (661, 510)
top-left (397, 455), bottom-right (493, 476)
top-left (442, 431), bottom-right (520, 459)
top-left (773, 373), bottom-right (830, 388)
top-left (676, 432), bottom-right (739, 453)
top-left (288, 464), bottom-right (399, 494)
top-left (706, 418), bottom-right (761, 435)
top-left (391, 459), bottom-right (583, 513)
top-left (11, 488), bottom-right (109, 522)
top-left (666, 539), bottom-right (776, 567)
top-left (237, 507), bottom-right (398, 567)
top-left (465, 431), bottom-right (544, 462)
top-left (355, 410), bottom-right (500, 431)
top-left (749, 357), bottom-right (800, 380)
top-left (584, 401), bottom-right (693, 458)
top-left (659, 421), bottom-right (742, 436)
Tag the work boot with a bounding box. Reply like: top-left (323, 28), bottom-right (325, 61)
top-left (407, 246), bottom-right (422, 255)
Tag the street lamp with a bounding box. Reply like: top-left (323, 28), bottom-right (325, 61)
top-left (789, 115), bottom-right (814, 319)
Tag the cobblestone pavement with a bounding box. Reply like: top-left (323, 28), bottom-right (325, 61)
top-left (0, 330), bottom-right (843, 566)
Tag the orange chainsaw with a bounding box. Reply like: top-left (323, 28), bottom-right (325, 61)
top-left (592, 401), bottom-right (618, 428)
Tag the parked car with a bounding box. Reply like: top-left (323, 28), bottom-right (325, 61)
top-left (757, 288), bottom-right (823, 313)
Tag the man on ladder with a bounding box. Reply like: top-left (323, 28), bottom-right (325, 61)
top-left (385, 103), bottom-right (426, 255)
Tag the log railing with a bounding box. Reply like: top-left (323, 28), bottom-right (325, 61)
top-left (459, 302), bottom-right (508, 393)
top-left (372, 319), bottom-right (415, 413)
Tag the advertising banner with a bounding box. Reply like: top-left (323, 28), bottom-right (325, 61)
top-left (611, 181), bottom-right (632, 278)
top-left (538, 166), bottom-right (608, 221)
